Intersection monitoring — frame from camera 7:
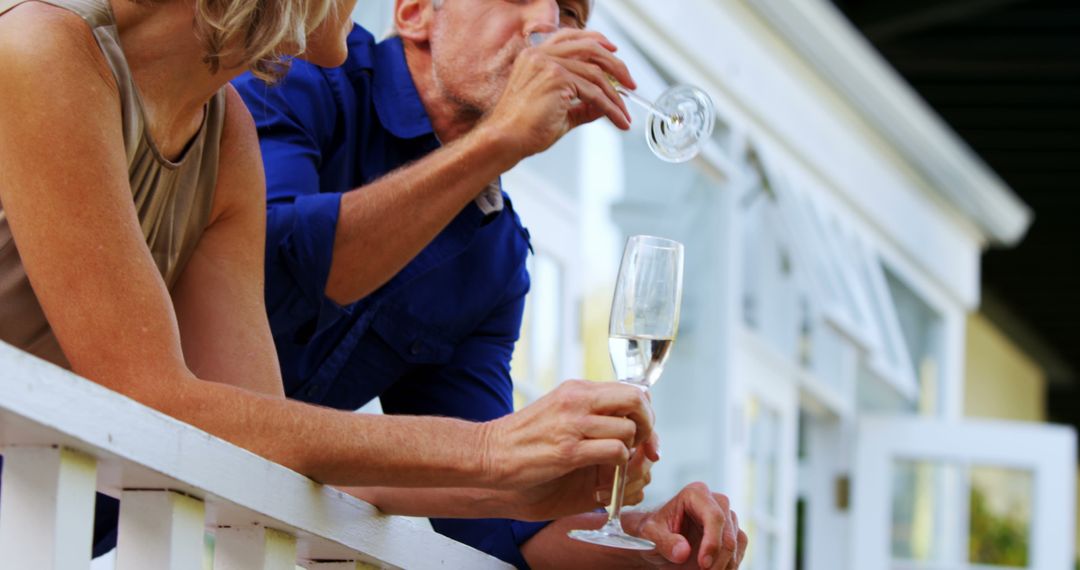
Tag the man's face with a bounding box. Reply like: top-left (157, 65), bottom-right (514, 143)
top-left (428, 0), bottom-right (591, 117)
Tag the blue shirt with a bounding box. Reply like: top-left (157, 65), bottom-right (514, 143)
top-left (233, 26), bottom-right (546, 568)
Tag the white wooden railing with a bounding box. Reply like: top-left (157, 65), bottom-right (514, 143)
top-left (0, 341), bottom-right (510, 569)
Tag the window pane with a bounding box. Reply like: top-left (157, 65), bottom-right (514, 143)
top-left (748, 530), bottom-right (778, 570)
top-left (799, 197), bottom-right (865, 329)
top-left (969, 466), bottom-right (1032, 567)
top-left (884, 270), bottom-right (943, 417)
top-left (739, 193), bottom-right (800, 359)
top-left (812, 323), bottom-right (851, 394)
top-left (891, 460), bottom-right (953, 563)
top-left (852, 240), bottom-right (902, 371)
top-left (746, 399), bottom-right (782, 517)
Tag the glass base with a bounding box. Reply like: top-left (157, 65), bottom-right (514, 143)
top-left (567, 528), bottom-right (655, 551)
top-left (646, 85), bottom-right (716, 163)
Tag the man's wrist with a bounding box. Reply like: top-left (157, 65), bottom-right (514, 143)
top-left (469, 118), bottom-right (525, 174)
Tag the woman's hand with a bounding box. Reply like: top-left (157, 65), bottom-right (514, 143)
top-left (497, 431), bottom-right (659, 522)
top-left (481, 380), bottom-right (656, 490)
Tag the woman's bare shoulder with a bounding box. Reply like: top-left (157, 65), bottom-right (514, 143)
top-left (0, 3), bottom-right (126, 197)
top-left (203, 84), bottom-right (265, 226)
top-left (221, 84), bottom-right (259, 148)
top-left (0, 2), bottom-right (116, 93)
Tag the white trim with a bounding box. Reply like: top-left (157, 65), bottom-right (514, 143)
top-left (0, 342), bottom-right (509, 569)
top-left (745, 0), bottom-right (1032, 246)
top-left (741, 327), bottom-right (855, 419)
top-left (734, 330), bottom-right (800, 570)
top-left (852, 417), bottom-right (1077, 570)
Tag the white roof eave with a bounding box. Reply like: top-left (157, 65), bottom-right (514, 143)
top-left (745, 0), bottom-right (1033, 246)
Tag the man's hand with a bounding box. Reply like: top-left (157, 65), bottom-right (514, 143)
top-left (634, 482), bottom-right (749, 569)
top-left (480, 28), bottom-right (636, 159)
top-left (481, 380), bottom-right (656, 491)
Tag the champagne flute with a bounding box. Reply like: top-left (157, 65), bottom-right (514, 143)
top-left (528, 32), bottom-right (715, 163)
top-left (568, 235), bottom-right (685, 550)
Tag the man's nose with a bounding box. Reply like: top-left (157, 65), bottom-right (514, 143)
top-left (521, 0), bottom-right (560, 36)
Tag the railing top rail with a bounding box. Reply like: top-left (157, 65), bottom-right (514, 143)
top-left (0, 341), bottom-right (509, 569)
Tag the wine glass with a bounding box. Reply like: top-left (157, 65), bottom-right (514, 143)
top-left (528, 32), bottom-right (716, 163)
top-left (568, 235), bottom-right (685, 550)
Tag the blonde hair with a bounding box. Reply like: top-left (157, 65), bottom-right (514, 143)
top-left (186, 0), bottom-right (337, 82)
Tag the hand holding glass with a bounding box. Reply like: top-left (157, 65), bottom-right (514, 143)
top-left (528, 32), bottom-right (715, 163)
top-left (568, 235), bottom-right (685, 550)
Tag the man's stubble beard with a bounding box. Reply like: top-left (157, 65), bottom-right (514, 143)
top-left (430, 34), bottom-right (521, 126)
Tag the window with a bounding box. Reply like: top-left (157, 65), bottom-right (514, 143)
top-left (511, 252), bottom-right (565, 407)
top-left (739, 146), bottom-right (863, 408)
top-left (741, 144), bottom-right (949, 413)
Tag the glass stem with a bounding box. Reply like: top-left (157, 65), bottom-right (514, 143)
top-left (613, 84), bottom-right (679, 124)
top-left (604, 459), bottom-right (631, 530)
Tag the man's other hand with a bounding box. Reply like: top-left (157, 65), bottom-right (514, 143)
top-left (635, 482), bottom-right (749, 569)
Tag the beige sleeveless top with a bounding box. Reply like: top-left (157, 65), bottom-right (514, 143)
top-left (0, 0), bottom-right (226, 368)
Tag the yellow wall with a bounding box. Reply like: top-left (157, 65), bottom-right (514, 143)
top-left (582, 287), bottom-right (616, 383)
top-left (963, 312), bottom-right (1047, 422)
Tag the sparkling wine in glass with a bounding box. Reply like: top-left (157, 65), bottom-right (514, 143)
top-left (528, 32), bottom-right (716, 163)
top-left (568, 235), bottom-right (685, 550)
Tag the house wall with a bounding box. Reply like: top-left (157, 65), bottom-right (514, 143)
top-left (964, 312), bottom-right (1046, 423)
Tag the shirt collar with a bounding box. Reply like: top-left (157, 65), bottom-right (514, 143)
top-left (372, 35), bottom-right (434, 140)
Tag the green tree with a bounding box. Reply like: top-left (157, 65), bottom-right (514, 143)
top-left (968, 487), bottom-right (1029, 566)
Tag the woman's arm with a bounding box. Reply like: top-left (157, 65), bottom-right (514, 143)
top-left (345, 439), bottom-right (654, 521)
top-left (0, 10), bottom-right (652, 493)
top-left (170, 86), bottom-right (287, 398)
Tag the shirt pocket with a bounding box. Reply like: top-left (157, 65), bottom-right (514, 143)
top-left (369, 305), bottom-right (455, 366)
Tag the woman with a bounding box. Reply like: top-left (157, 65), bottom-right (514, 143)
top-left (0, 0), bottom-right (655, 535)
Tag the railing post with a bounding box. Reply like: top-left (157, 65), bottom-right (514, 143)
top-left (214, 524), bottom-right (298, 570)
top-left (0, 446), bottom-right (97, 569)
top-left (115, 489), bottom-right (205, 570)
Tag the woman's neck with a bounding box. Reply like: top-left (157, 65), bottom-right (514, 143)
top-left (109, 0), bottom-right (239, 159)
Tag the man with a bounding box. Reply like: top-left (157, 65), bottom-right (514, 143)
top-left (234, 0), bottom-right (748, 567)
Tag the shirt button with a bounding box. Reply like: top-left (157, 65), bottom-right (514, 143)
top-left (410, 341), bottom-right (424, 356)
top-left (306, 386), bottom-right (319, 397)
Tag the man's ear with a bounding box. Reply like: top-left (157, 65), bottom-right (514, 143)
top-left (395, 0), bottom-right (434, 43)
